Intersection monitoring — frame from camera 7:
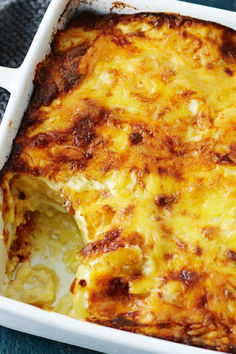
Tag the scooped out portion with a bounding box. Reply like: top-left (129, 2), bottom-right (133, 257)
top-left (1, 174), bottom-right (85, 315)
top-left (1, 12), bottom-right (236, 352)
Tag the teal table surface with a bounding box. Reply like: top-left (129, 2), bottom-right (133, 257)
top-left (0, 0), bottom-right (235, 353)
top-left (0, 326), bottom-right (98, 354)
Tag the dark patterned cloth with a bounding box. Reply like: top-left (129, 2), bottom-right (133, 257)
top-left (0, 0), bottom-right (50, 120)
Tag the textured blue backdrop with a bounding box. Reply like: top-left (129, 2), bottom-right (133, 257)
top-left (0, 1), bottom-right (235, 353)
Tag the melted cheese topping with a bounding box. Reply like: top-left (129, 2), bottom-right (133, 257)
top-left (1, 12), bottom-right (236, 352)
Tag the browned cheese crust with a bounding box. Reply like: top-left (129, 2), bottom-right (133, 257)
top-left (1, 12), bottom-right (236, 352)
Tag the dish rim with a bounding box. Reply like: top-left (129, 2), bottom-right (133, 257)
top-left (0, 0), bottom-right (235, 353)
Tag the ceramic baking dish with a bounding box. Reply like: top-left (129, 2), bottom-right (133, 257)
top-left (0, 0), bottom-right (235, 353)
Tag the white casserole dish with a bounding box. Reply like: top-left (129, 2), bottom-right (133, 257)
top-left (0, 0), bottom-right (235, 353)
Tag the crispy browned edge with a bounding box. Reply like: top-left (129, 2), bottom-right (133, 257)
top-left (0, 12), bottom-right (235, 179)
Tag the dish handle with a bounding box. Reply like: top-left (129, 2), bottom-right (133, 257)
top-left (0, 66), bottom-right (19, 93)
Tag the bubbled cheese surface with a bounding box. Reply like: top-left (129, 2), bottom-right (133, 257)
top-left (1, 12), bottom-right (236, 352)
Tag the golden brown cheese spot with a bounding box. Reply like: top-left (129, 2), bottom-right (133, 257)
top-left (195, 246), bottom-right (202, 256)
top-left (214, 152), bottom-right (235, 165)
top-left (160, 68), bottom-right (176, 84)
top-left (29, 131), bottom-right (68, 148)
top-left (197, 293), bottom-right (208, 308)
top-left (79, 279), bottom-right (87, 287)
top-left (72, 102), bottom-right (109, 147)
top-left (73, 117), bottom-right (97, 147)
top-left (33, 43), bottom-right (90, 108)
top-left (176, 239), bottom-right (187, 250)
top-left (195, 112), bottom-right (213, 130)
top-left (122, 205), bottom-right (134, 216)
top-left (164, 253), bottom-right (173, 261)
top-left (221, 29), bottom-right (236, 61)
top-left (70, 278), bottom-right (77, 293)
top-left (80, 229), bottom-right (122, 257)
top-left (7, 219), bottom-right (32, 274)
top-left (129, 132), bottom-right (143, 145)
top-left (106, 277), bottom-right (129, 298)
top-left (224, 67), bottom-right (234, 76)
top-left (155, 193), bottom-right (177, 209)
top-left (109, 316), bottom-right (138, 328)
top-left (200, 226), bottom-right (219, 240)
top-left (227, 249), bottom-right (236, 262)
top-left (129, 31), bottom-right (145, 38)
top-left (169, 269), bottom-right (202, 287)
